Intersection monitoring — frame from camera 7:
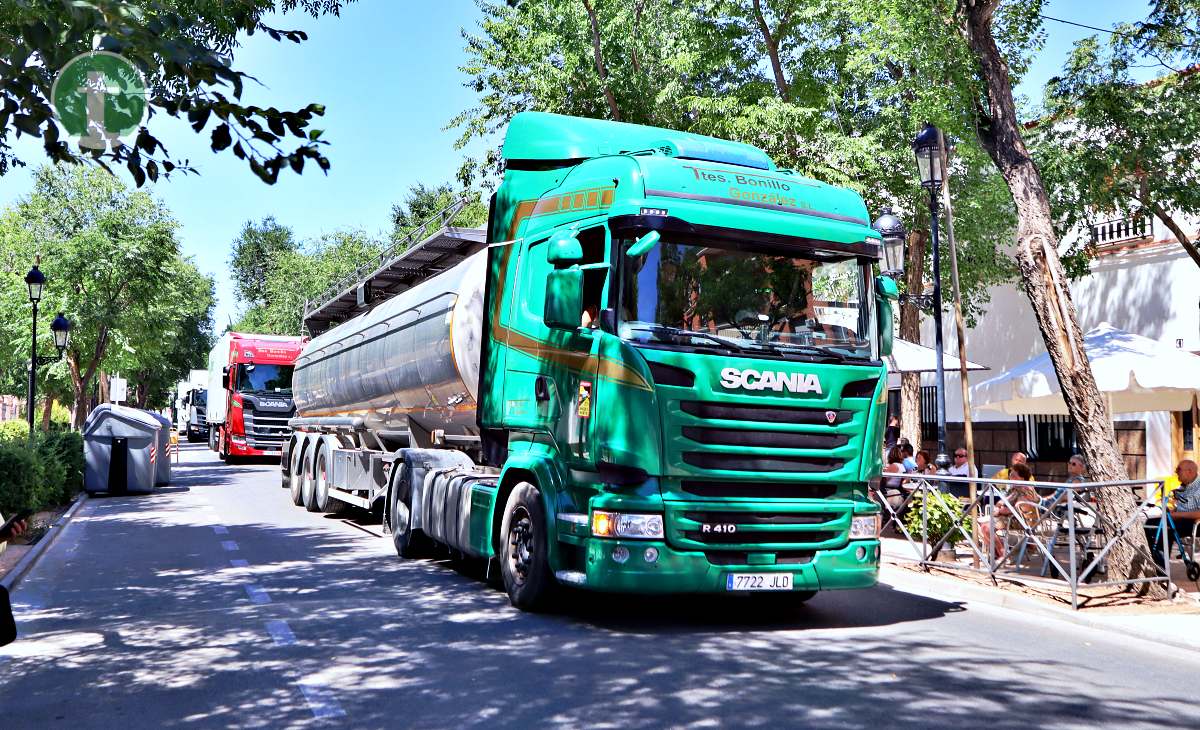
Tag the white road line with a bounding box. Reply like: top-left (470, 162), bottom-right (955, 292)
top-left (244, 584), bottom-right (272, 605)
top-left (229, 559), bottom-right (249, 568)
top-left (297, 683), bottom-right (346, 719)
top-left (264, 619), bottom-right (296, 646)
top-left (212, 525), bottom-right (229, 534)
top-left (220, 540), bottom-right (239, 551)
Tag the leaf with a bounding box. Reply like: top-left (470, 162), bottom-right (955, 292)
top-left (127, 158), bottom-right (146, 188)
top-left (210, 123), bottom-right (232, 151)
top-left (188, 106), bottom-right (212, 133)
top-left (267, 116), bottom-right (285, 136)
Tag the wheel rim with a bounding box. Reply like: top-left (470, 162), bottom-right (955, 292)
top-left (507, 506), bottom-right (534, 586)
top-left (392, 495), bottom-right (410, 539)
top-left (317, 457), bottom-right (327, 504)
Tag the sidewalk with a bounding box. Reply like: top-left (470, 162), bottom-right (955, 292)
top-left (879, 537), bottom-right (1200, 654)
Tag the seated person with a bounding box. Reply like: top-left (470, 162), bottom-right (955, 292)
top-left (978, 462), bottom-right (1038, 559)
top-left (994, 451), bottom-right (1028, 481)
top-left (1144, 459), bottom-right (1200, 550)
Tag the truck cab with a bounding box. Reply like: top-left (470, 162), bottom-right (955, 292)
top-left (208, 333), bottom-right (305, 461)
top-left (475, 113), bottom-right (896, 604)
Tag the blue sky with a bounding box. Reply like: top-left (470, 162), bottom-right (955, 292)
top-left (0, 0), bottom-right (1163, 331)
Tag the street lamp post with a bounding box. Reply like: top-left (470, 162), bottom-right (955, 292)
top-left (24, 260), bottom-right (72, 432)
top-left (913, 122), bottom-right (951, 473)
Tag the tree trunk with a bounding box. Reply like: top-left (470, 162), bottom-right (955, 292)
top-left (960, 0), bottom-right (1164, 595)
top-left (581, 0), bottom-right (621, 121)
top-left (899, 229), bottom-right (928, 449)
top-left (751, 0), bottom-right (790, 99)
top-left (40, 396), bottom-right (54, 432)
top-left (1143, 198), bottom-right (1200, 269)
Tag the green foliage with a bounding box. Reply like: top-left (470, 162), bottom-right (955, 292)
top-left (903, 488), bottom-right (973, 549)
top-left (229, 217), bottom-right (298, 308)
top-left (0, 421), bottom-right (83, 514)
top-left (456, 0), bottom-right (1018, 324)
top-left (0, 1), bottom-right (353, 185)
top-left (233, 229), bottom-right (385, 335)
top-left (390, 183), bottom-right (488, 245)
top-left (1032, 16), bottom-right (1200, 266)
top-left (0, 164), bottom-right (216, 419)
top-left (0, 438), bottom-right (47, 517)
top-left (0, 419), bottom-right (30, 442)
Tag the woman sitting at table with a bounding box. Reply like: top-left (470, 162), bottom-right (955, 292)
top-left (978, 462), bottom-right (1038, 559)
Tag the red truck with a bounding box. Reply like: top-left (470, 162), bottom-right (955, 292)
top-left (205, 332), bottom-right (305, 462)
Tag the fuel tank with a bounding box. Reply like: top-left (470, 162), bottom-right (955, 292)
top-left (292, 249), bottom-right (486, 436)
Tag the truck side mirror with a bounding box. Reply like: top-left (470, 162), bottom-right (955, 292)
top-left (544, 268), bottom-right (584, 330)
top-left (875, 275), bottom-right (899, 357)
top-left (221, 366), bottom-right (230, 378)
top-left (547, 230), bottom-right (583, 265)
top-left (626, 230), bottom-right (660, 258)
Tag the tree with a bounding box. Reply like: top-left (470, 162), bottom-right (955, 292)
top-left (0, 164), bottom-right (192, 426)
top-left (230, 217), bottom-right (297, 308)
top-left (233, 229), bottom-right (384, 335)
top-left (0, 1), bottom-right (352, 185)
top-left (457, 0), bottom-right (1016, 451)
top-left (1035, 30), bottom-right (1200, 268)
top-left (956, 0), bottom-right (1164, 592)
top-left (390, 182), bottom-right (488, 244)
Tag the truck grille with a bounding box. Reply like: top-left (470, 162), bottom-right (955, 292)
top-left (679, 480), bottom-right (838, 499)
top-left (243, 409), bottom-right (293, 448)
top-left (668, 505), bottom-right (849, 551)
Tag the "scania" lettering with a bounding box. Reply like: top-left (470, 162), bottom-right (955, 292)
top-left (719, 368), bottom-right (823, 394)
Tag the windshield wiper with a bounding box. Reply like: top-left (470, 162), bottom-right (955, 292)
top-left (643, 325), bottom-right (749, 353)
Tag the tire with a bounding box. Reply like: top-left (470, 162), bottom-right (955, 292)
top-left (301, 446), bottom-right (319, 511)
top-left (312, 443), bottom-right (347, 514)
top-left (389, 461), bottom-right (430, 558)
top-left (289, 439), bottom-right (306, 506)
top-left (186, 431), bottom-right (198, 443)
top-left (499, 482), bottom-right (556, 611)
top-left (218, 430), bottom-right (227, 462)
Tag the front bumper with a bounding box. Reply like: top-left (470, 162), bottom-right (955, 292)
top-left (228, 437), bottom-right (284, 458)
top-left (569, 536), bottom-right (879, 593)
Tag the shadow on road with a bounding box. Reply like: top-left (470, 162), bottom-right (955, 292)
top-left (0, 449), bottom-right (1193, 730)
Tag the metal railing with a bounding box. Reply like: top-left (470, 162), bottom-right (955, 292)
top-left (302, 196), bottom-right (471, 320)
top-left (1090, 215), bottom-right (1152, 246)
top-left (872, 474), bottom-right (1175, 609)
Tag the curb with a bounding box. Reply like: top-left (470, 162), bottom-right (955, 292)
top-left (0, 492), bottom-right (89, 593)
top-left (879, 561), bottom-right (1200, 654)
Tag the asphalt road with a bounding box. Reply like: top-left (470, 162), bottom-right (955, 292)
top-left (1, 443), bottom-right (1197, 729)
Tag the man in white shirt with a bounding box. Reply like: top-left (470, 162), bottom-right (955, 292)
top-left (948, 447), bottom-right (976, 477)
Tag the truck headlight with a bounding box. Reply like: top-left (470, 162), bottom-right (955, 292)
top-left (591, 511), bottom-right (664, 540)
top-left (849, 514), bottom-right (880, 540)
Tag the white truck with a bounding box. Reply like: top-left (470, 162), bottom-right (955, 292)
top-left (175, 369), bottom-right (208, 442)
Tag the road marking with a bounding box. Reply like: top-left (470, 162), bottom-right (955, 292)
top-left (212, 525), bottom-right (229, 534)
top-left (220, 540), bottom-right (239, 551)
top-left (265, 619), bottom-right (296, 646)
top-left (229, 559), bottom-right (249, 568)
top-left (297, 683), bottom-right (346, 719)
top-left (244, 584), bottom-right (272, 605)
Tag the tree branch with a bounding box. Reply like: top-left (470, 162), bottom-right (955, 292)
top-left (1141, 197), bottom-right (1200, 268)
top-left (581, 0), bottom-right (621, 121)
top-left (752, 0), bottom-right (790, 99)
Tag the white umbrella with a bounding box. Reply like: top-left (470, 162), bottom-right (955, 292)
top-left (971, 323), bottom-right (1200, 415)
top-left (887, 338), bottom-right (989, 374)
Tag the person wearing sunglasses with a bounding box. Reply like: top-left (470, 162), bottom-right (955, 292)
top-left (948, 448), bottom-right (976, 477)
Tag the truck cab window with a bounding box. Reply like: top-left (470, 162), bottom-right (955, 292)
top-left (578, 226), bottom-right (608, 328)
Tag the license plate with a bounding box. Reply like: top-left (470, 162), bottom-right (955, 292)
top-left (263, 450), bottom-right (280, 455)
top-left (726, 573), bottom-right (793, 592)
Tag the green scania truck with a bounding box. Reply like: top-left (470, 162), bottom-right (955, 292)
top-left (283, 112), bottom-right (898, 610)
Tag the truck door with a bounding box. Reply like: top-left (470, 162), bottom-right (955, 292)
top-left (501, 226), bottom-right (609, 468)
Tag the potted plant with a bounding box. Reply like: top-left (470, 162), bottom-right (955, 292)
top-left (903, 488), bottom-right (973, 561)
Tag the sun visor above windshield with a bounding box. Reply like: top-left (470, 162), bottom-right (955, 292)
top-left (502, 112), bottom-right (773, 170)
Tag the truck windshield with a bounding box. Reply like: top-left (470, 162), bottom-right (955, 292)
top-left (237, 364), bottom-right (293, 394)
top-left (192, 390), bottom-right (207, 407)
top-left (618, 238), bottom-right (875, 360)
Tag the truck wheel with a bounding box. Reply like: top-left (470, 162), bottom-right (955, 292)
top-left (389, 462), bottom-right (429, 558)
top-left (289, 441), bottom-right (306, 506)
top-left (301, 447), bottom-right (318, 511)
top-left (218, 431), bottom-right (228, 462)
top-left (499, 482), bottom-right (555, 611)
top-left (313, 443), bottom-right (348, 514)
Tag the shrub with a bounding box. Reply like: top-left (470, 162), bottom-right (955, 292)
top-left (38, 430), bottom-right (84, 504)
top-left (903, 488), bottom-right (973, 549)
top-left (0, 439), bottom-right (49, 517)
top-left (0, 421), bottom-right (85, 514)
top-left (0, 419), bottom-right (31, 443)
